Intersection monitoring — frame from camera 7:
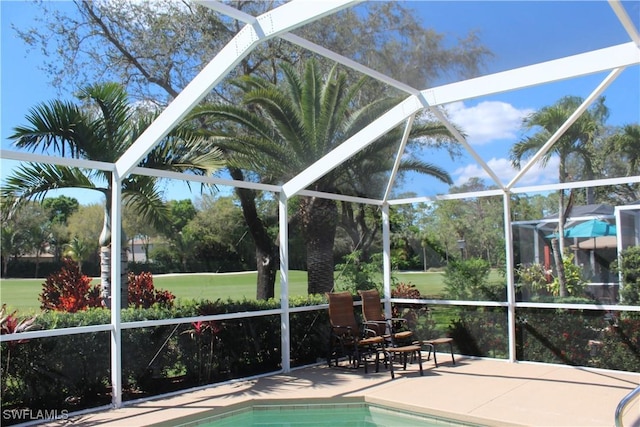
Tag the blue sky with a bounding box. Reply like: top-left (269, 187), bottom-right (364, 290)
top-left (1, 1), bottom-right (639, 204)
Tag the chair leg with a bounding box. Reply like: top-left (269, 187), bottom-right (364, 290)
top-left (448, 341), bottom-right (456, 365)
top-left (415, 348), bottom-right (423, 376)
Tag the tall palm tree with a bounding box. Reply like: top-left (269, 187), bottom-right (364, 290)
top-left (510, 95), bottom-right (608, 297)
top-left (190, 60), bottom-right (454, 295)
top-left (1, 82), bottom-right (224, 308)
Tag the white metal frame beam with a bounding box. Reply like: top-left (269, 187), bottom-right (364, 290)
top-left (421, 42), bottom-right (639, 107)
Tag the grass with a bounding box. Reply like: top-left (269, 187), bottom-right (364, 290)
top-left (0, 270), bottom-right (449, 314)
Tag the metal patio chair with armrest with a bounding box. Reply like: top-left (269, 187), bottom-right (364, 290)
top-left (358, 289), bottom-right (414, 346)
top-left (358, 289), bottom-right (425, 378)
top-left (326, 291), bottom-right (384, 372)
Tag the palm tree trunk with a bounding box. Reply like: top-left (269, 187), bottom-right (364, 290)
top-left (550, 238), bottom-right (566, 297)
top-left (99, 193), bottom-right (129, 308)
top-left (556, 161), bottom-right (568, 297)
top-left (100, 245), bottom-right (129, 308)
top-left (301, 196), bottom-right (337, 295)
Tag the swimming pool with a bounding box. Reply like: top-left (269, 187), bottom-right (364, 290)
top-left (170, 401), bottom-right (487, 427)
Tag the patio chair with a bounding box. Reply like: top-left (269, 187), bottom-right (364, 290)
top-left (358, 289), bottom-right (413, 346)
top-left (326, 291), bottom-right (384, 372)
top-left (358, 289), bottom-right (427, 378)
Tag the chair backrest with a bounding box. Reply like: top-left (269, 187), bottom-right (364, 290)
top-left (326, 291), bottom-right (358, 335)
top-left (358, 289), bottom-right (386, 335)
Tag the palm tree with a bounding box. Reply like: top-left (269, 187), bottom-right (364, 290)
top-left (1, 82), bottom-right (224, 308)
top-left (190, 60), bottom-right (454, 295)
top-left (64, 236), bottom-right (91, 274)
top-left (608, 124), bottom-right (640, 175)
top-left (510, 95), bottom-right (608, 297)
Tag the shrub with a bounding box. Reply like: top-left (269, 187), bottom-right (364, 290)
top-left (616, 246), bottom-right (640, 305)
top-left (443, 258), bottom-right (491, 300)
top-left (40, 262), bottom-right (175, 312)
top-left (39, 258), bottom-right (102, 312)
top-left (127, 271), bottom-right (175, 309)
top-left (515, 262), bottom-right (551, 296)
top-left (548, 254), bottom-right (586, 297)
top-left (392, 282), bottom-right (421, 299)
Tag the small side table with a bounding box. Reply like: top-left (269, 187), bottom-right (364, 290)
top-left (414, 338), bottom-right (455, 367)
top-left (377, 344), bottom-right (423, 379)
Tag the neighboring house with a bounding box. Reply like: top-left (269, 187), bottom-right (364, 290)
top-left (127, 236), bottom-right (161, 263)
top-left (18, 250), bottom-right (55, 263)
top-left (513, 203), bottom-right (640, 303)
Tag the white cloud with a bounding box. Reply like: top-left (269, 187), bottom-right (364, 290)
top-left (453, 156), bottom-right (559, 187)
top-left (444, 101), bottom-right (534, 145)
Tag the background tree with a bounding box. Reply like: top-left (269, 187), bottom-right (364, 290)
top-left (165, 199), bottom-right (198, 235)
top-left (184, 195), bottom-right (254, 272)
top-left (66, 203), bottom-right (103, 268)
top-left (13, 0), bottom-right (489, 300)
top-left (595, 124), bottom-right (640, 204)
top-left (1, 83), bottom-right (224, 308)
top-left (337, 202), bottom-right (382, 266)
top-left (510, 95), bottom-right (608, 297)
top-left (42, 195), bottom-right (79, 225)
top-left (41, 196), bottom-right (79, 262)
top-left (1, 202), bottom-right (47, 277)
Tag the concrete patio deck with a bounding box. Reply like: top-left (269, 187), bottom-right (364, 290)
top-left (47, 355), bottom-right (639, 427)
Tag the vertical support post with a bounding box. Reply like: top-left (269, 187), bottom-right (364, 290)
top-left (381, 203), bottom-right (392, 319)
top-left (279, 192), bottom-right (290, 372)
top-left (503, 192), bottom-right (517, 363)
top-left (110, 175), bottom-right (122, 407)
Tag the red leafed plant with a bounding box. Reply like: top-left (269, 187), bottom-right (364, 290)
top-left (40, 259), bottom-right (174, 311)
top-left (127, 271), bottom-right (175, 309)
top-left (39, 258), bottom-right (102, 312)
top-left (1, 304), bottom-right (38, 395)
top-left (0, 304), bottom-right (38, 343)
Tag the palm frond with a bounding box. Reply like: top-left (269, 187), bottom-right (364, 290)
top-left (122, 175), bottom-right (170, 232)
top-left (9, 100), bottom-right (89, 158)
top-left (1, 163), bottom-right (99, 213)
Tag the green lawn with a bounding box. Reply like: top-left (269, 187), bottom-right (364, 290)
top-left (0, 270), bottom-right (450, 314)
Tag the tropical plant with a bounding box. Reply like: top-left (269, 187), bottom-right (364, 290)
top-left (1, 82), bottom-right (224, 307)
top-left (40, 257), bottom-right (102, 312)
top-left (510, 96), bottom-right (608, 296)
top-left (190, 59), bottom-right (454, 295)
top-left (0, 304), bottom-right (38, 398)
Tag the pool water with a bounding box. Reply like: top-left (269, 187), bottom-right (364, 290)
top-left (177, 403), bottom-right (485, 427)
